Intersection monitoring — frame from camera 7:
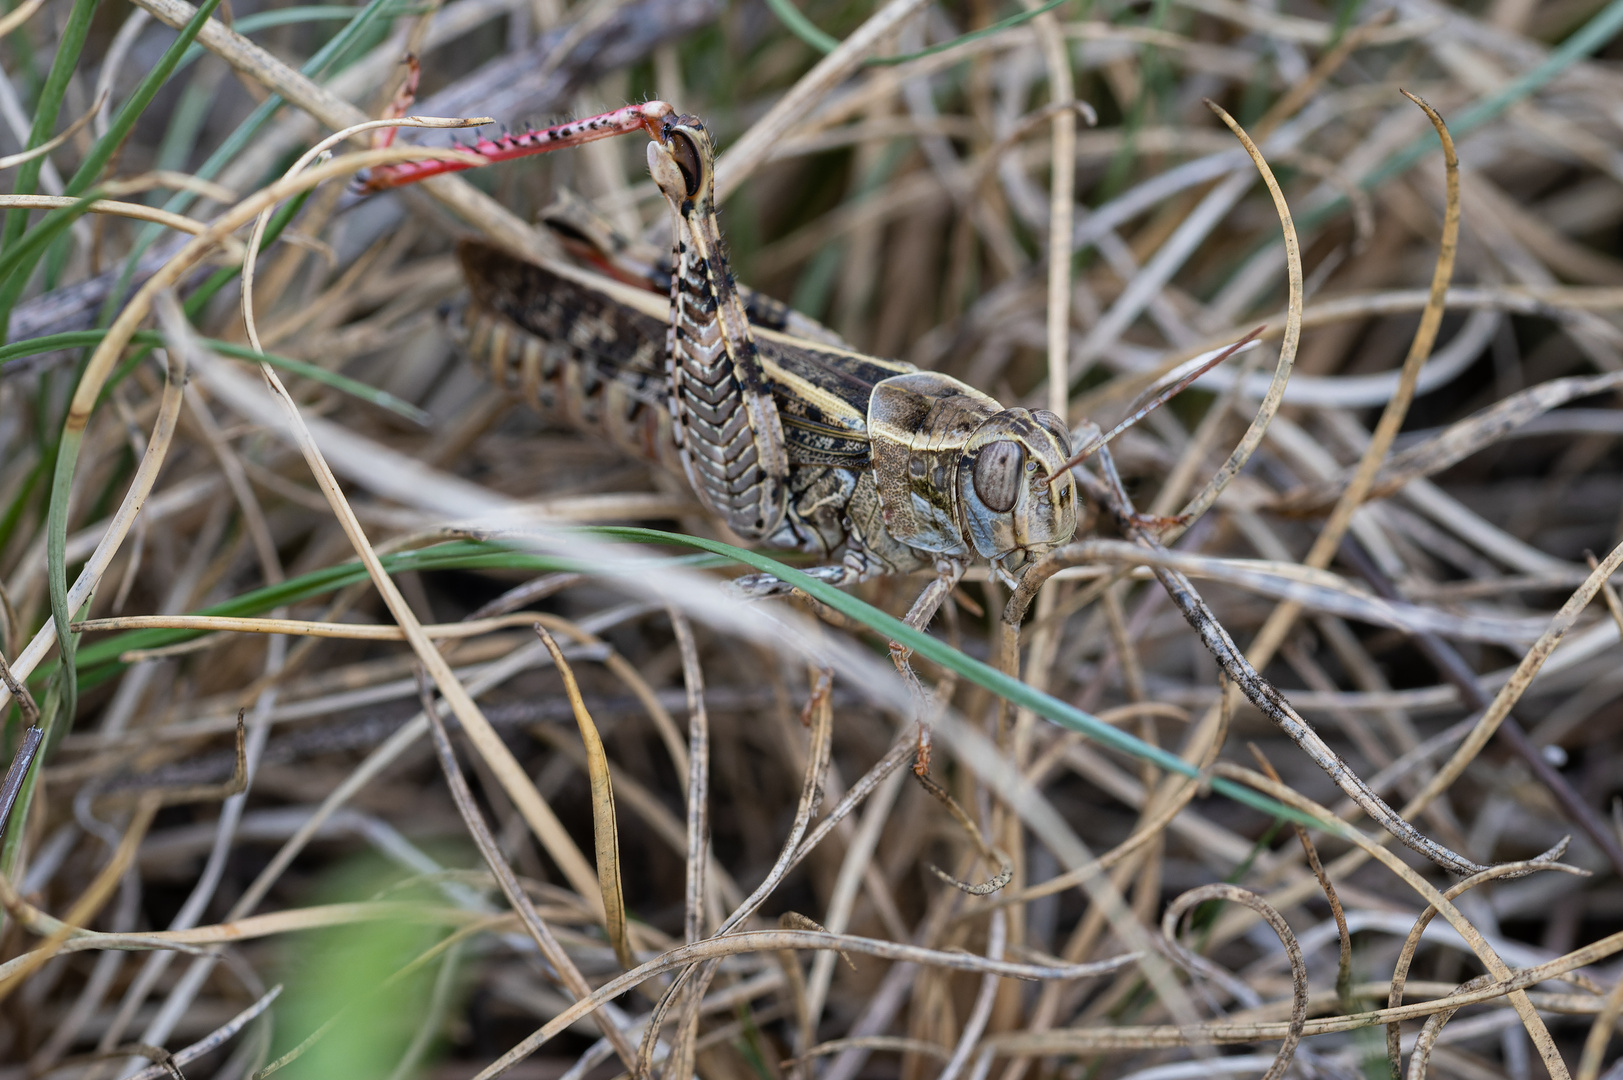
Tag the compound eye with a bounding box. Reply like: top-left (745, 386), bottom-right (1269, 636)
top-left (1032, 408), bottom-right (1072, 454)
top-left (972, 440), bottom-right (1025, 514)
top-left (667, 129), bottom-right (703, 198)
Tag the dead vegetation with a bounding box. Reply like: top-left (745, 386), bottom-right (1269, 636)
top-left (4, 0), bottom-right (1623, 1078)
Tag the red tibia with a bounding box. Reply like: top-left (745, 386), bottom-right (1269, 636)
top-left (356, 100), bottom-right (676, 194)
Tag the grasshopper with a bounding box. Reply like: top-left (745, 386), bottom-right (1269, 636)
top-left (358, 99), bottom-right (1496, 875)
top-left (364, 103), bottom-right (1201, 612)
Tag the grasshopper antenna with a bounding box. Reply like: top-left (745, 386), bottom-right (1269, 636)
top-left (355, 100), bottom-right (676, 193)
top-left (1061, 326), bottom-right (1265, 471)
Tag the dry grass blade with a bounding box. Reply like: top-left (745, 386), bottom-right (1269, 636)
top-left (1166, 101), bottom-right (1302, 538)
top-left (667, 607), bottom-right (711, 945)
top-left (1276, 370), bottom-right (1623, 514)
top-left (1290, 90), bottom-right (1459, 567)
top-left (535, 625), bottom-right (634, 971)
top-left (1589, 550), bottom-right (1623, 643)
top-left (0, 195), bottom-right (247, 250)
top-left (1214, 763), bottom-right (1574, 1079)
top-left (1025, 537), bottom-right (1549, 643)
top-left (713, 0), bottom-right (931, 201)
top-left (936, 907), bottom-right (1005, 1080)
top-left (114, 984), bottom-right (282, 1080)
top-left (479, 929), bottom-right (1142, 1078)
top-left (1576, 975), bottom-right (1623, 1080)
top-left (159, 291), bottom-right (608, 906)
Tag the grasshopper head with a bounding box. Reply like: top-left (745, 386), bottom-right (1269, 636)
top-left (647, 114), bottom-right (715, 214)
top-left (956, 409), bottom-right (1079, 585)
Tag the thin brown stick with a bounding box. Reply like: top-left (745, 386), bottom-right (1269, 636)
top-left (1249, 744), bottom-right (1353, 1011)
top-left (1164, 101), bottom-right (1303, 537)
top-left (666, 607), bottom-right (713, 946)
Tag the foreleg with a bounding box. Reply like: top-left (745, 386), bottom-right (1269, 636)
top-left (898, 561), bottom-right (1010, 891)
top-left (890, 558), bottom-right (965, 775)
top-left (736, 553), bottom-right (1006, 891)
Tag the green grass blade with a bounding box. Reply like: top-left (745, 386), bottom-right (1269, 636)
top-left (176, 5), bottom-right (417, 69)
top-left (52, 518), bottom-right (1317, 827)
top-left (761, 0), bottom-right (839, 54)
top-left (0, 695), bottom-right (53, 879)
top-left (149, 75), bottom-right (219, 183)
top-left (0, 331), bottom-right (129, 366)
top-left (0, 332), bottom-right (433, 422)
top-left (44, 427), bottom-right (83, 733)
top-left (0, 456), bottom-right (44, 561)
top-left (201, 340), bottom-right (434, 425)
top-left (66, 0), bottom-right (223, 197)
top-left (0, 0), bottom-right (98, 253)
top-left (61, 541), bottom-right (728, 686)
